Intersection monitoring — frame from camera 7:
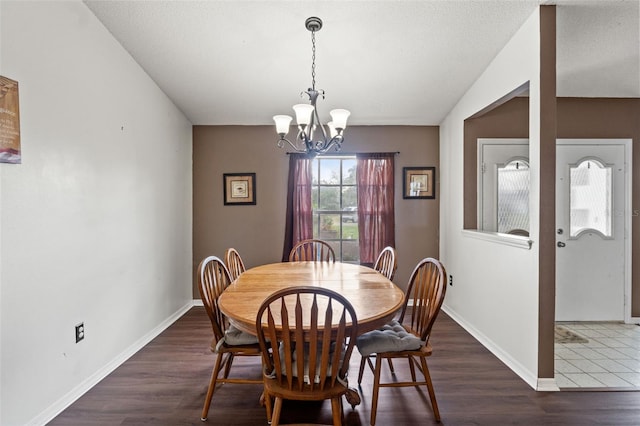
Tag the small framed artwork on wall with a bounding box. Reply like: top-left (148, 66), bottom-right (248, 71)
top-left (223, 173), bottom-right (256, 205)
top-left (403, 167), bottom-right (436, 199)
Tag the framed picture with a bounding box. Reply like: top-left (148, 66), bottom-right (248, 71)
top-left (0, 76), bottom-right (21, 164)
top-left (403, 167), bottom-right (436, 199)
top-left (223, 173), bottom-right (256, 205)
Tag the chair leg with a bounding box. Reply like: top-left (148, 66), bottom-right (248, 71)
top-left (408, 355), bottom-right (417, 383)
top-left (387, 358), bottom-right (395, 373)
top-left (263, 390), bottom-right (273, 424)
top-left (201, 352), bottom-right (225, 421)
top-left (357, 356), bottom-right (367, 384)
top-left (420, 356), bottom-right (441, 422)
top-left (271, 396), bottom-right (283, 426)
top-left (223, 353), bottom-right (234, 378)
top-left (330, 396), bottom-right (343, 425)
top-left (366, 357), bottom-right (376, 374)
top-left (370, 355), bottom-right (384, 426)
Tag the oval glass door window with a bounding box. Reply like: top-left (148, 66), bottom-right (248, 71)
top-left (569, 158), bottom-right (612, 238)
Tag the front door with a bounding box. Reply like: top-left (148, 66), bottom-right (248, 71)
top-left (555, 139), bottom-right (628, 321)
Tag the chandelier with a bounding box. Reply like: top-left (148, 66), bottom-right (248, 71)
top-left (273, 17), bottom-right (350, 156)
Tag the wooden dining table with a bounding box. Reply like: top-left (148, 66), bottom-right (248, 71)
top-left (218, 261), bottom-right (405, 336)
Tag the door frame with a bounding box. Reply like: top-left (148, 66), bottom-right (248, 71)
top-left (556, 138), bottom-right (633, 323)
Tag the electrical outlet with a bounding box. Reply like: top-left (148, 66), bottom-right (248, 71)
top-left (449, 275), bottom-right (453, 286)
top-left (75, 322), bottom-right (85, 343)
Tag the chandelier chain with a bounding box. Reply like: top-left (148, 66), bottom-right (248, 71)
top-left (311, 29), bottom-right (316, 90)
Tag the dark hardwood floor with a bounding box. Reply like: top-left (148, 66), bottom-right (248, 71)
top-left (49, 307), bottom-right (640, 425)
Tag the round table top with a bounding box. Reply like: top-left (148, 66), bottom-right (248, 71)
top-left (218, 261), bottom-right (405, 335)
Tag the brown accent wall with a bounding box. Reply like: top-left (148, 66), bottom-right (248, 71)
top-left (192, 125), bottom-right (440, 297)
top-left (538, 4), bottom-right (557, 380)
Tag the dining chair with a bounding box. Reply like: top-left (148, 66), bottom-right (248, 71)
top-left (224, 247), bottom-right (246, 281)
top-left (372, 246), bottom-right (399, 373)
top-left (373, 246), bottom-right (397, 280)
top-left (197, 255), bottom-right (262, 422)
top-left (289, 239), bottom-right (336, 262)
top-left (255, 286), bottom-right (358, 426)
top-left (356, 257), bottom-right (447, 425)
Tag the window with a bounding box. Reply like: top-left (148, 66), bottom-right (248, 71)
top-left (497, 159), bottom-right (530, 235)
top-left (477, 139), bottom-right (530, 235)
top-left (311, 156), bottom-right (359, 262)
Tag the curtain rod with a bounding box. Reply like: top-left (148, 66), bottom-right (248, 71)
top-left (285, 151), bottom-right (400, 156)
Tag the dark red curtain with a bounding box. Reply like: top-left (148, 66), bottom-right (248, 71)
top-left (281, 154), bottom-right (313, 261)
top-left (356, 153), bottom-right (395, 266)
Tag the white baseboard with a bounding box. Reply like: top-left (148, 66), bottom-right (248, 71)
top-left (193, 298), bottom-right (203, 307)
top-left (29, 300), bottom-right (195, 426)
top-left (628, 316), bottom-right (640, 325)
top-left (442, 304), bottom-right (540, 390)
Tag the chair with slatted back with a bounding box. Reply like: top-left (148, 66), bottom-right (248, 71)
top-left (289, 239), bottom-right (336, 263)
top-left (356, 257), bottom-right (447, 425)
top-left (373, 246), bottom-right (397, 280)
top-left (255, 286), bottom-right (358, 426)
top-left (224, 247), bottom-right (246, 281)
top-left (372, 246), bottom-right (399, 373)
top-left (197, 256), bottom-right (262, 422)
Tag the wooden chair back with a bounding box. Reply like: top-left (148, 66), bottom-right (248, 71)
top-left (196, 255), bottom-right (262, 422)
top-left (398, 257), bottom-right (447, 344)
top-left (197, 255), bottom-right (233, 345)
top-left (288, 239), bottom-right (336, 262)
top-left (224, 247), bottom-right (246, 281)
top-left (373, 246), bottom-right (397, 280)
top-left (256, 286), bottom-right (358, 424)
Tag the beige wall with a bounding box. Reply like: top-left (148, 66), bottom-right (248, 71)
top-left (193, 125), bottom-right (439, 297)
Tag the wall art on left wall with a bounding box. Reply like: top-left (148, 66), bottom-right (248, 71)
top-left (0, 75), bottom-right (21, 164)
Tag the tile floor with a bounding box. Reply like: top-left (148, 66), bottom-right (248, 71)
top-left (555, 321), bottom-right (640, 389)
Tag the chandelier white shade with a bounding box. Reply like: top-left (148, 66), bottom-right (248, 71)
top-left (273, 17), bottom-right (350, 156)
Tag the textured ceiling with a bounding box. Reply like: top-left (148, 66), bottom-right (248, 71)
top-left (84, 0), bottom-right (640, 126)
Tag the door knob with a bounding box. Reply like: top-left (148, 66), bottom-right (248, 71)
top-left (557, 241), bottom-right (566, 248)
